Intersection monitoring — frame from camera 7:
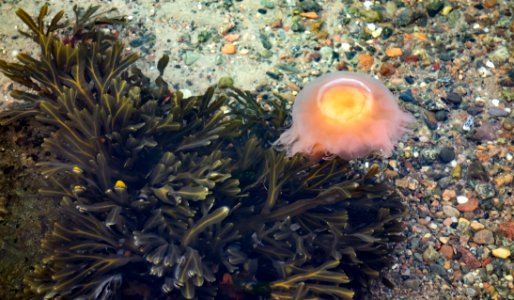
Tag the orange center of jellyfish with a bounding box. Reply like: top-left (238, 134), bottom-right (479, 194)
top-left (317, 84), bottom-right (371, 123)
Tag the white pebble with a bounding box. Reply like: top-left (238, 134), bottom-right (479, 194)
top-left (371, 27), bottom-right (383, 38)
top-left (491, 99), bottom-right (500, 106)
top-left (340, 42), bottom-right (351, 51)
top-left (478, 66), bottom-right (491, 77)
top-left (11, 50), bottom-right (18, 57)
top-left (363, 1), bottom-right (373, 9)
top-left (456, 195), bottom-right (468, 204)
top-left (485, 60), bottom-right (495, 68)
top-left (181, 89), bottom-right (192, 98)
top-left (450, 160), bottom-right (457, 167)
top-left (462, 116), bottom-right (474, 131)
top-left (127, 15), bottom-right (134, 21)
top-left (506, 153), bottom-right (513, 161)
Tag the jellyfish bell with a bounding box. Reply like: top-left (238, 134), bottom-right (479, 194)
top-left (275, 72), bottom-right (415, 160)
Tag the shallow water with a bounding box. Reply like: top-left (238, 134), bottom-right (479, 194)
top-left (0, 1), bottom-right (513, 299)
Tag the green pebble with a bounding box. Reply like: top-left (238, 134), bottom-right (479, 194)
top-left (260, 0), bottom-right (275, 9)
top-left (215, 54), bottom-right (224, 65)
top-left (291, 21), bottom-right (305, 32)
top-left (218, 77), bottom-right (234, 88)
top-left (427, 0), bottom-right (444, 17)
top-left (501, 88), bottom-right (514, 102)
top-left (184, 51), bottom-right (200, 65)
top-left (447, 10), bottom-right (461, 27)
top-left (361, 10), bottom-right (383, 22)
top-left (259, 49), bottom-right (273, 58)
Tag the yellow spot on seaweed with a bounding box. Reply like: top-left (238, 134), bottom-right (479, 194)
top-left (72, 166), bottom-right (83, 174)
top-left (73, 185), bottom-right (86, 193)
top-left (114, 180), bottom-right (126, 191)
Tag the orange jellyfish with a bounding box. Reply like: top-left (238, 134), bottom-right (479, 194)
top-left (274, 72), bottom-right (415, 160)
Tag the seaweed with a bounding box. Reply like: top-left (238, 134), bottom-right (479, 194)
top-left (0, 4), bottom-right (406, 300)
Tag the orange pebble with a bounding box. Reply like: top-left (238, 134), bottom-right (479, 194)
top-left (385, 48), bottom-right (403, 57)
top-left (358, 53), bottom-right (374, 71)
top-left (221, 43), bottom-right (237, 55)
top-left (223, 34), bottom-right (240, 42)
top-left (413, 32), bottom-right (428, 41)
top-left (299, 12), bottom-right (319, 19)
top-left (484, 0), bottom-right (497, 8)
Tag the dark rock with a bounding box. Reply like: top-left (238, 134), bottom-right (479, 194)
top-left (467, 106), bottom-right (483, 116)
top-left (265, 71), bottom-right (281, 80)
top-left (488, 107), bottom-right (509, 117)
top-left (382, 27), bottom-right (393, 39)
top-left (404, 279), bottom-right (420, 290)
top-left (443, 92), bottom-right (462, 106)
top-left (395, 8), bottom-right (415, 26)
top-left (345, 51), bottom-right (356, 60)
top-left (399, 89), bottom-right (416, 102)
top-left (438, 147), bottom-right (455, 163)
top-left (257, 8), bottom-right (267, 14)
top-left (435, 110), bottom-right (448, 121)
top-left (424, 110), bottom-right (438, 130)
top-left (508, 69), bottom-right (514, 80)
top-left (500, 78), bottom-right (514, 87)
top-left (468, 161), bottom-right (488, 181)
top-left (299, 0), bottom-right (321, 12)
top-left (440, 52), bottom-right (454, 61)
top-left (470, 123), bottom-right (497, 141)
top-left (404, 75), bottom-right (416, 84)
top-left (438, 176), bottom-right (452, 189)
top-left (427, 0), bottom-right (444, 17)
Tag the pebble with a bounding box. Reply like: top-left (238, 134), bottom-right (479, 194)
top-left (379, 62), bottom-right (395, 77)
top-left (488, 107), bottom-right (509, 117)
top-left (473, 229), bottom-right (495, 245)
top-left (184, 51), bottom-right (200, 65)
top-left (456, 195), bottom-right (468, 204)
top-left (458, 246), bottom-right (482, 268)
top-left (423, 245), bottom-right (440, 262)
top-left (483, 0), bottom-right (497, 8)
top-left (456, 197), bottom-right (479, 212)
top-left (491, 248), bottom-right (511, 259)
top-left (399, 89), bottom-right (416, 102)
top-left (427, 0), bottom-right (444, 17)
top-left (218, 77), bottom-right (234, 88)
top-left (470, 222), bottom-right (485, 231)
top-left (358, 53), bottom-right (374, 71)
top-left (299, 12), bottom-right (319, 19)
top-left (298, 0), bottom-right (321, 12)
top-left (440, 245), bottom-right (454, 260)
top-left (223, 34), bottom-right (240, 42)
top-left (494, 173), bottom-right (513, 188)
top-left (361, 9), bottom-right (383, 22)
top-left (438, 147), bottom-right (455, 164)
top-left (221, 43), bottom-right (237, 55)
top-left (395, 8), bottom-right (415, 26)
top-left (442, 205), bottom-right (460, 218)
top-left (443, 92), bottom-right (463, 106)
top-left (475, 183), bottom-right (495, 199)
top-left (385, 48), bottom-right (403, 57)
